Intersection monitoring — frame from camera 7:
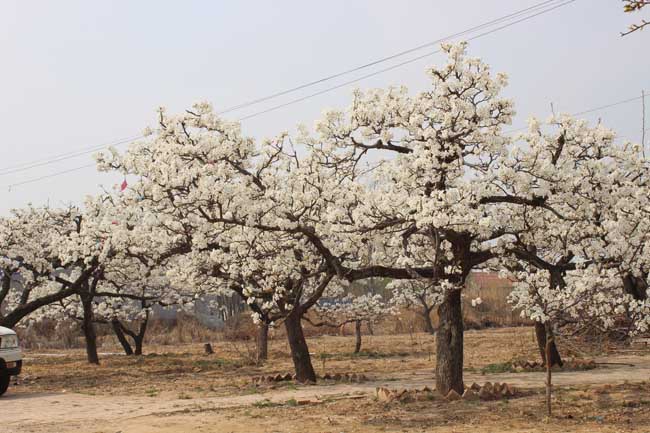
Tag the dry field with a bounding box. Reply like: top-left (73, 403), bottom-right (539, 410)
top-left (4, 327), bottom-right (650, 433)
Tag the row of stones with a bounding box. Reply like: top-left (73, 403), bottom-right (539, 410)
top-left (251, 372), bottom-right (369, 384)
top-left (511, 358), bottom-right (596, 371)
top-left (375, 382), bottom-right (518, 403)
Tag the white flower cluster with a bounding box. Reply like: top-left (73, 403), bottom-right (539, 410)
top-left (2, 42), bottom-right (648, 342)
top-left (313, 279), bottom-right (396, 326)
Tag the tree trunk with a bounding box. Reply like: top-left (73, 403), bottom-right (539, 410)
top-left (366, 320), bottom-right (374, 336)
top-left (257, 322), bottom-right (269, 361)
top-left (284, 311), bottom-right (316, 383)
top-left (423, 306), bottom-right (435, 334)
top-left (535, 322), bottom-right (563, 367)
top-left (111, 319), bottom-right (133, 355)
top-left (133, 336), bottom-right (144, 356)
top-left (80, 294), bottom-right (99, 365)
top-left (0, 285), bottom-right (79, 329)
top-left (545, 324), bottom-right (554, 417)
top-left (623, 273), bottom-right (648, 301)
top-left (0, 274), bottom-right (11, 312)
top-left (133, 335), bottom-right (144, 356)
top-left (1, 264), bottom-right (99, 329)
top-left (133, 313), bottom-right (149, 356)
top-left (435, 289), bottom-right (464, 395)
top-left (354, 320), bottom-right (362, 353)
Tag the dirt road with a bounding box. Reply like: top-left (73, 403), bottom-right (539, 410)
top-left (3, 354), bottom-right (650, 433)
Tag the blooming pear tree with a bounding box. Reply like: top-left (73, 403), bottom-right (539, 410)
top-left (93, 198), bottom-right (200, 357)
top-left (0, 206), bottom-right (102, 330)
top-left (296, 42), bottom-right (524, 394)
top-left (92, 41), bottom-right (650, 397)
top-left (389, 279), bottom-right (444, 334)
top-left (46, 196), bottom-right (128, 364)
top-left (299, 43), bottom-right (650, 394)
top-left (29, 193), bottom-right (188, 363)
top-left (95, 106), bottom-right (347, 381)
top-left (491, 114), bottom-right (650, 364)
top-left (97, 42), bottom-right (547, 394)
top-left (166, 230), bottom-right (336, 372)
top-left (482, 113), bottom-right (650, 415)
top-left (312, 289), bottom-right (395, 353)
top-left (49, 257), bottom-right (195, 356)
top-left (102, 264), bottom-right (196, 356)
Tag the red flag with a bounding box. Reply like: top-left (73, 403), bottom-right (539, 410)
top-left (120, 179), bottom-right (128, 191)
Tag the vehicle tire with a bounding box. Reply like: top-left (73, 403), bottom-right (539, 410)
top-left (0, 369), bottom-right (9, 396)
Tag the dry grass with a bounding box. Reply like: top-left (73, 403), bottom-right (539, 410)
top-left (463, 283), bottom-right (531, 329)
top-left (16, 328), bottom-right (545, 397)
top-left (16, 277), bottom-right (529, 352)
top-left (215, 381), bottom-right (650, 433)
top-left (10, 327), bottom-right (650, 433)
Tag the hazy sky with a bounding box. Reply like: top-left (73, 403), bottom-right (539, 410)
top-left (0, 0), bottom-right (648, 214)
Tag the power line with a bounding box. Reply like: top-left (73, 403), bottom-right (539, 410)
top-left (503, 93), bottom-right (649, 135)
top-left (0, 0), bottom-right (574, 176)
top-left (2, 0), bottom-right (579, 189)
top-left (6, 164), bottom-right (97, 191)
top-left (219, 0), bottom-right (564, 115)
top-left (238, 0), bottom-right (578, 121)
top-left (573, 94), bottom-right (648, 117)
top-left (0, 135), bottom-right (142, 177)
top-left (5, 89), bottom-right (644, 191)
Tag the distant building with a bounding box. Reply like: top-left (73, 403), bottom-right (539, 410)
top-left (466, 271), bottom-right (514, 290)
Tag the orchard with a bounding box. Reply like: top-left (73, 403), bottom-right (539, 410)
top-left (2, 43), bottom-right (649, 425)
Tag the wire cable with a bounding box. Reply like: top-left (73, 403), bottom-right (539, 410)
top-left (5, 88), bottom-right (644, 191)
top-left (2, 0), bottom-right (579, 189)
top-left (503, 93), bottom-right (649, 135)
top-left (219, 0), bottom-right (565, 115)
top-left (0, 0), bottom-right (574, 176)
top-left (238, 0), bottom-right (578, 121)
top-left (0, 135), bottom-right (142, 177)
top-left (6, 164), bottom-right (97, 191)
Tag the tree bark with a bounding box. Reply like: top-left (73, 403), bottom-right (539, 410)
top-left (121, 313), bottom-right (149, 356)
top-left (133, 330), bottom-right (144, 356)
top-left (133, 336), bottom-right (144, 356)
top-left (0, 273), bottom-right (11, 310)
top-left (80, 291), bottom-right (99, 365)
top-left (354, 319), bottom-right (362, 353)
top-left (0, 285), bottom-right (79, 329)
top-left (623, 273), bottom-right (648, 301)
top-left (535, 322), bottom-right (563, 367)
top-left (284, 311), bottom-right (316, 383)
top-left (545, 324), bottom-right (554, 417)
top-left (423, 306), bottom-right (435, 335)
top-left (435, 289), bottom-right (464, 395)
top-left (257, 322), bottom-right (269, 361)
top-left (111, 319), bottom-right (133, 355)
top-left (1, 264), bottom-right (98, 329)
top-left (133, 313), bottom-right (149, 356)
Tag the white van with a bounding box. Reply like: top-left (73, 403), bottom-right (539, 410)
top-left (0, 326), bottom-right (22, 396)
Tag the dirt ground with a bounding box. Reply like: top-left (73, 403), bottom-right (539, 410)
top-left (4, 327), bottom-right (650, 433)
